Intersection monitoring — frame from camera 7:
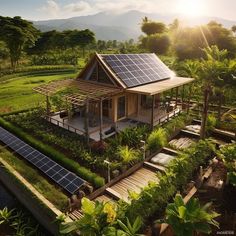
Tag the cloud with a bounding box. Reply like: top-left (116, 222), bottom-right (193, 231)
top-left (40, 0), bottom-right (60, 18)
top-left (37, 0), bottom-right (183, 20)
top-left (64, 1), bottom-right (92, 13)
top-left (94, 0), bottom-right (156, 14)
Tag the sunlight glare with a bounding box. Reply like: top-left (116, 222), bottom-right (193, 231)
top-left (177, 0), bottom-right (205, 17)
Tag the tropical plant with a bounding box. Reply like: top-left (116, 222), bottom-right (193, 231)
top-left (60, 198), bottom-right (117, 235)
top-left (117, 146), bottom-right (141, 166)
top-left (219, 144), bottom-right (236, 186)
top-left (157, 194), bottom-right (220, 236)
top-left (147, 128), bottom-right (167, 152)
top-left (115, 217), bottom-right (144, 236)
top-left (206, 114), bottom-right (217, 133)
top-left (199, 45), bottom-right (227, 139)
top-left (0, 207), bottom-right (14, 225)
top-left (178, 60), bottom-right (200, 112)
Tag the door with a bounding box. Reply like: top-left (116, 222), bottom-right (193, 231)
top-left (117, 96), bottom-right (126, 120)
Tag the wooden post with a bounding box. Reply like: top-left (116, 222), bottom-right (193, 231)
top-left (99, 98), bottom-right (103, 142)
top-left (84, 99), bottom-right (89, 145)
top-left (175, 87), bottom-right (178, 108)
top-left (137, 94), bottom-right (140, 117)
top-left (46, 96), bottom-right (50, 115)
top-left (150, 95), bottom-right (155, 130)
top-left (181, 85), bottom-right (185, 110)
top-left (167, 97), bottom-right (170, 121)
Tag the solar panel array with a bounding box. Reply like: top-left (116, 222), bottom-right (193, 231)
top-left (0, 126), bottom-right (85, 195)
top-left (102, 54), bottom-right (173, 88)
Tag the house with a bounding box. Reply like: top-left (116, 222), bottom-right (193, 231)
top-left (34, 53), bottom-right (194, 142)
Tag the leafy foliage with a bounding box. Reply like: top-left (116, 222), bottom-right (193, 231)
top-left (125, 140), bottom-right (215, 221)
top-left (206, 114), bottom-right (217, 133)
top-left (220, 144), bottom-right (236, 186)
top-left (147, 128), bottom-right (167, 152)
top-left (157, 194), bottom-right (219, 236)
top-left (0, 207), bottom-right (44, 235)
top-left (117, 146), bottom-right (141, 166)
top-left (60, 198), bottom-right (117, 235)
top-left (0, 16), bottom-right (39, 68)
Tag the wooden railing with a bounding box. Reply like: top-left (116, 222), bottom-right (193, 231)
top-left (45, 115), bottom-right (85, 135)
top-left (154, 108), bottom-right (182, 126)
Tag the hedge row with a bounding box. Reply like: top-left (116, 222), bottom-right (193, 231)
top-left (0, 117), bottom-right (105, 188)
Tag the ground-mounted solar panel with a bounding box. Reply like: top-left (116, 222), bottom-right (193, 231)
top-left (0, 126), bottom-right (85, 194)
top-left (102, 53), bottom-right (173, 88)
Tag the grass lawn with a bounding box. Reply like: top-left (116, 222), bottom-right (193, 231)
top-left (0, 145), bottom-right (68, 211)
top-left (0, 73), bottom-right (77, 114)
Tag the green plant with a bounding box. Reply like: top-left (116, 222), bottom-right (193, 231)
top-left (125, 140), bottom-right (215, 222)
top-left (116, 217), bottom-right (144, 236)
top-left (220, 144), bottom-right (236, 186)
top-left (206, 114), bottom-right (217, 133)
top-left (117, 146), bottom-right (141, 166)
top-left (147, 128), bottom-right (167, 152)
top-left (157, 194), bottom-right (220, 236)
top-left (60, 198), bottom-right (117, 235)
top-left (0, 207), bottom-right (15, 225)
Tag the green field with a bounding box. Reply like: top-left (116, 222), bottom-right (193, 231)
top-left (0, 73), bottom-right (77, 113)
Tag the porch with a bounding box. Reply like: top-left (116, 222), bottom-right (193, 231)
top-left (46, 112), bottom-right (139, 141)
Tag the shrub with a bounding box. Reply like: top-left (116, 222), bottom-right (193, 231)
top-left (164, 113), bottom-right (192, 138)
top-left (117, 146), bottom-right (141, 166)
top-left (118, 125), bottom-right (149, 148)
top-left (147, 128), bottom-right (167, 152)
top-left (220, 144), bottom-right (236, 186)
top-left (206, 114), bottom-right (217, 133)
top-left (157, 194), bottom-right (219, 236)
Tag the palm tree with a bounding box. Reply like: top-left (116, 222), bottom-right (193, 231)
top-left (156, 194), bottom-right (220, 236)
top-left (199, 45), bottom-right (227, 139)
top-left (179, 60), bottom-right (200, 113)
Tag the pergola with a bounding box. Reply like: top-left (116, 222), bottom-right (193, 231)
top-left (34, 79), bottom-right (123, 142)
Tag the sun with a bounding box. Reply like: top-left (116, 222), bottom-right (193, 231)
top-left (177, 0), bottom-right (205, 17)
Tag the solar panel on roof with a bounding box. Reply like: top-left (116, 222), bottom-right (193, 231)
top-left (0, 126), bottom-right (85, 194)
top-left (102, 54), bottom-right (173, 88)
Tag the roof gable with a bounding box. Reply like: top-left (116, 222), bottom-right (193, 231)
top-left (77, 53), bottom-right (174, 89)
top-left (100, 53), bottom-right (174, 88)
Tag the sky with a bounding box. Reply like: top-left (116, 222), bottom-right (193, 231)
top-left (0, 0), bottom-right (236, 21)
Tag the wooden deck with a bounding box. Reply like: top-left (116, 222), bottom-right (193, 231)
top-left (169, 137), bottom-right (196, 150)
top-left (107, 167), bottom-right (159, 202)
top-left (94, 194), bottom-right (114, 203)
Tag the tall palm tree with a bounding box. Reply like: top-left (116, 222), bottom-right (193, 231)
top-left (199, 46), bottom-right (226, 139)
top-left (179, 60), bottom-right (200, 113)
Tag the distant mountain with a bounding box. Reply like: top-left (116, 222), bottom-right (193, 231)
top-left (33, 10), bottom-right (236, 41)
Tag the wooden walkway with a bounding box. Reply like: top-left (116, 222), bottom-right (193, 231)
top-left (68, 120), bottom-right (201, 220)
top-left (107, 167), bottom-right (159, 202)
top-left (169, 137), bottom-right (196, 150)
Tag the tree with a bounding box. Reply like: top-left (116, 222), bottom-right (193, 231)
top-left (141, 21), bottom-right (166, 35)
top-left (0, 16), bottom-right (39, 68)
top-left (157, 194), bottom-right (219, 236)
top-left (146, 34), bottom-right (170, 54)
top-left (75, 29), bottom-right (95, 57)
top-left (199, 45), bottom-right (227, 138)
top-left (27, 30), bottom-right (57, 54)
top-left (179, 60), bottom-right (200, 112)
top-left (174, 21), bottom-right (236, 60)
top-left (0, 41), bottom-right (9, 60)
